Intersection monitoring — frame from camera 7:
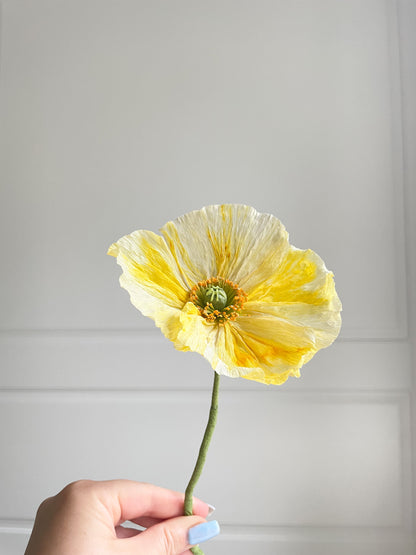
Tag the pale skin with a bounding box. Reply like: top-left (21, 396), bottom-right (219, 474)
top-left (24, 480), bottom-right (209, 555)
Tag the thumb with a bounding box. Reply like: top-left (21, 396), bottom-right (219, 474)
top-left (129, 515), bottom-right (207, 555)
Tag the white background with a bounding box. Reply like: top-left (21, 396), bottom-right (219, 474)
top-left (0, 1), bottom-right (415, 553)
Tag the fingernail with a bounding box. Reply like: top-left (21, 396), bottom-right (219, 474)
top-left (207, 504), bottom-right (216, 517)
top-left (188, 520), bottom-right (220, 545)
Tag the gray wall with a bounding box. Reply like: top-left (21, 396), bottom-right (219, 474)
top-left (0, 1), bottom-right (415, 553)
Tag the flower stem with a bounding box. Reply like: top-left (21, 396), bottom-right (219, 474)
top-left (184, 371), bottom-right (220, 554)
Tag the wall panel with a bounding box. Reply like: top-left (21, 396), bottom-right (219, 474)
top-left (0, 392), bottom-right (412, 539)
top-left (0, 1), bottom-right (414, 554)
top-left (0, 0), bottom-right (408, 339)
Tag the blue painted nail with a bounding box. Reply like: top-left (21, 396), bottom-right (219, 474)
top-left (188, 520), bottom-right (220, 545)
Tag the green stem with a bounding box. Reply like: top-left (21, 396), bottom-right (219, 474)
top-left (184, 371), bottom-right (220, 554)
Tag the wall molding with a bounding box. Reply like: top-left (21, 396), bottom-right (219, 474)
top-left (1, 523), bottom-right (414, 555)
top-left (0, 390), bottom-right (411, 532)
top-left (0, 331), bottom-right (411, 391)
top-left (0, 328), bottom-right (411, 342)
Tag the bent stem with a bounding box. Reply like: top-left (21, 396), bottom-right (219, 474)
top-left (184, 371), bottom-right (220, 555)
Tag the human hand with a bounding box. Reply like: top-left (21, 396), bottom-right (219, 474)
top-left (24, 479), bottom-right (220, 555)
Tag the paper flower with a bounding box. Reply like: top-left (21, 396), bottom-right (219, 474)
top-left (109, 204), bottom-right (341, 554)
top-left (108, 204), bottom-right (341, 385)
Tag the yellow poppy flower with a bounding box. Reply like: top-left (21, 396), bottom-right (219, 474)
top-left (108, 204), bottom-right (341, 385)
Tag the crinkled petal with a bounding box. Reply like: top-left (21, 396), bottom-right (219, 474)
top-left (175, 306), bottom-right (253, 378)
top-left (174, 308), bottom-right (301, 384)
top-left (118, 269), bottom-right (184, 345)
top-left (204, 324), bottom-right (256, 379)
top-left (161, 205), bottom-right (289, 292)
top-left (176, 302), bottom-right (220, 359)
top-left (249, 245), bottom-right (341, 309)
top-left (108, 230), bottom-right (192, 345)
top-left (183, 295), bottom-right (341, 385)
top-left (243, 300), bottom-right (342, 350)
top-left (108, 230), bottom-right (188, 311)
top-left (221, 315), bottom-right (317, 383)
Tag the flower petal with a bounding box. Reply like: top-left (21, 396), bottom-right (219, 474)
top-left (249, 246), bottom-right (341, 310)
top-left (228, 315), bottom-right (317, 381)
top-left (161, 205), bottom-right (289, 291)
top-left (243, 300), bottom-right (342, 350)
top-left (108, 230), bottom-right (188, 310)
top-left (118, 269), bottom-right (184, 344)
top-left (108, 230), bottom-right (193, 345)
top-left (176, 304), bottom-right (258, 379)
top-left (189, 294), bottom-right (341, 385)
top-left (205, 320), bottom-right (306, 384)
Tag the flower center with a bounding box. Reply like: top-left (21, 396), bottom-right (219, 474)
top-left (205, 286), bottom-right (228, 310)
top-left (189, 277), bottom-right (247, 323)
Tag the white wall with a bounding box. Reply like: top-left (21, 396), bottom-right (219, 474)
top-left (0, 1), bottom-right (415, 553)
